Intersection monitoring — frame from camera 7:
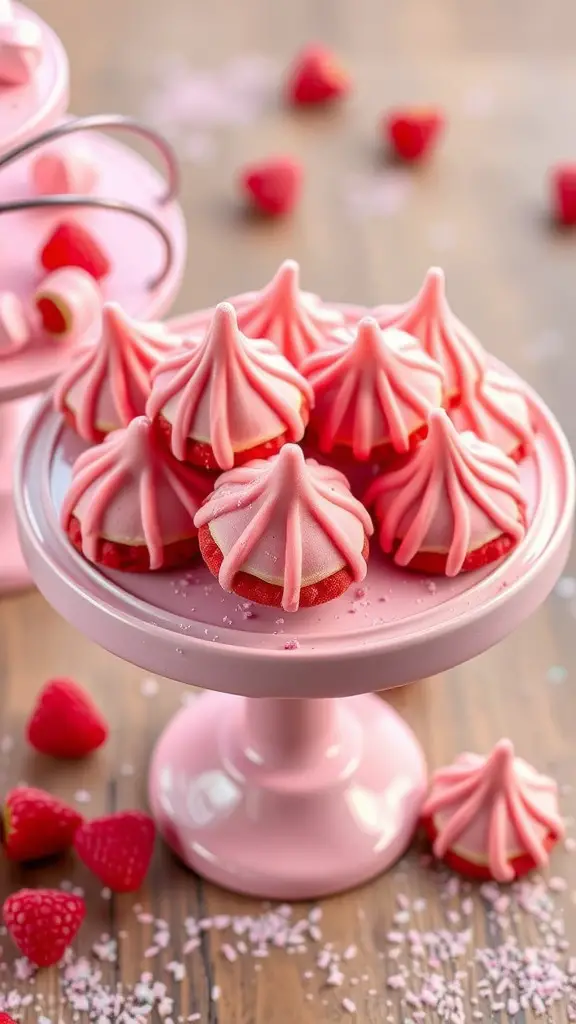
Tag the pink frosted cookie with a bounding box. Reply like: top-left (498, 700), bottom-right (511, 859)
top-left (182, 260), bottom-right (345, 369)
top-left (450, 370), bottom-right (536, 462)
top-left (374, 267), bottom-right (486, 406)
top-left (0, 15), bottom-right (42, 86)
top-left (35, 268), bottom-right (102, 340)
top-left (30, 145), bottom-right (99, 197)
top-left (421, 739), bottom-right (564, 882)
top-left (365, 409), bottom-right (526, 576)
top-left (62, 417), bottom-right (212, 573)
top-left (147, 302), bottom-right (313, 471)
top-left (301, 317), bottom-right (444, 464)
top-left (195, 444), bottom-right (373, 612)
top-left (54, 302), bottom-right (178, 443)
top-left (0, 292), bottom-right (30, 358)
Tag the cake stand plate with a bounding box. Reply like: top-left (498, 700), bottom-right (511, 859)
top-left (0, 130), bottom-right (186, 402)
top-left (0, 4), bottom-right (69, 158)
top-left (0, 395), bottom-right (36, 589)
top-left (14, 373), bottom-right (574, 898)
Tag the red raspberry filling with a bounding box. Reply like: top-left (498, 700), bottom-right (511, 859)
top-left (310, 421), bottom-right (429, 469)
top-left (198, 524), bottom-right (369, 609)
top-left (67, 515), bottom-right (199, 573)
top-left (390, 528), bottom-right (521, 576)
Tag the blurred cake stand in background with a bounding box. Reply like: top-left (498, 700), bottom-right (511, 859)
top-left (0, 2), bottom-right (187, 591)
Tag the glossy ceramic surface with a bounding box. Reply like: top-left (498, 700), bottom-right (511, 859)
top-left (0, 395), bottom-right (35, 589)
top-left (149, 691), bottom-right (427, 899)
top-left (15, 370), bottom-right (574, 696)
top-left (0, 4), bottom-right (68, 157)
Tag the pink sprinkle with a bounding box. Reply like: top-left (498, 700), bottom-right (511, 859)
top-left (342, 998), bottom-right (357, 1014)
top-left (549, 876), bottom-right (568, 892)
top-left (387, 974), bottom-right (406, 990)
top-left (565, 837), bottom-right (576, 852)
top-left (343, 944), bottom-right (357, 961)
top-left (211, 985), bottom-right (221, 1002)
top-left (221, 943), bottom-right (237, 963)
top-left (507, 998), bottom-right (520, 1016)
top-left (387, 931), bottom-right (404, 944)
top-left (183, 938), bottom-right (200, 954)
top-left (284, 639), bottom-right (300, 650)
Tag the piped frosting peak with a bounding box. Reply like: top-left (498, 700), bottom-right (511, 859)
top-left (194, 444), bottom-right (373, 612)
top-left (62, 416), bottom-right (210, 570)
top-left (451, 370), bottom-right (536, 461)
top-left (54, 302), bottom-right (178, 442)
top-left (230, 259), bottom-right (345, 367)
top-left (375, 267), bottom-right (487, 401)
top-left (422, 740), bottom-right (565, 882)
top-left (147, 302), bottom-right (313, 470)
top-left (301, 318), bottom-right (444, 460)
top-left (365, 409), bottom-right (526, 576)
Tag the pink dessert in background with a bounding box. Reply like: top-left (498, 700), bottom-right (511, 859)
top-left (181, 260), bottom-right (345, 368)
top-left (450, 369), bottom-right (536, 462)
top-left (374, 267), bottom-right (487, 406)
top-left (61, 416), bottom-right (212, 573)
top-left (0, 7), bottom-right (42, 87)
top-left (35, 267), bottom-right (102, 341)
top-left (147, 302), bottom-right (313, 471)
top-left (301, 317), bottom-right (445, 463)
top-left (30, 143), bottom-right (99, 196)
top-left (0, 292), bottom-right (30, 357)
top-left (54, 301), bottom-right (178, 443)
top-left (195, 444), bottom-right (373, 612)
top-left (421, 739), bottom-right (565, 882)
top-left (365, 408), bottom-right (526, 576)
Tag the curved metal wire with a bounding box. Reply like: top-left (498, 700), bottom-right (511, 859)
top-left (0, 196), bottom-right (174, 291)
top-left (0, 114), bottom-right (179, 205)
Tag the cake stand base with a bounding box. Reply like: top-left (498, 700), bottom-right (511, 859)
top-left (149, 692), bottom-right (427, 900)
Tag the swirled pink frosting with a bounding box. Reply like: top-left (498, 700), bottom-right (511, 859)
top-left (194, 444), bottom-right (373, 612)
top-left (422, 739), bottom-right (564, 882)
top-left (147, 302), bottom-right (313, 470)
top-left (54, 302), bottom-right (178, 442)
top-left (183, 261), bottom-right (344, 368)
top-left (364, 409), bottom-right (526, 576)
top-left (374, 267), bottom-right (487, 402)
top-left (301, 318), bottom-right (444, 460)
top-left (450, 370), bottom-right (536, 461)
top-left (62, 416), bottom-right (211, 569)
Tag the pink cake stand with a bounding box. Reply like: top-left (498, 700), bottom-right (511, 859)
top-left (0, 4), bottom-right (69, 158)
top-left (0, 10), bottom-right (187, 592)
top-left (14, 349), bottom-right (574, 899)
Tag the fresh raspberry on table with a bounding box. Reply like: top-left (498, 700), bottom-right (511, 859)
top-left (2, 785), bottom-right (83, 862)
top-left (74, 810), bottom-right (156, 893)
top-left (240, 157), bottom-right (303, 217)
top-left (26, 677), bottom-right (109, 758)
top-left (285, 44), bottom-right (351, 106)
top-left (3, 888), bottom-right (86, 967)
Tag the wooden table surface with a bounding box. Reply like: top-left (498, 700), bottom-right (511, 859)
top-left (2, 0), bottom-right (576, 1021)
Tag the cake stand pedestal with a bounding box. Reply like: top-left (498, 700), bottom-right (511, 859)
top-left (14, 374), bottom-right (574, 898)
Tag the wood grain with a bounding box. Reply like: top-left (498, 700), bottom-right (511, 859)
top-left (1, 0), bottom-right (575, 1019)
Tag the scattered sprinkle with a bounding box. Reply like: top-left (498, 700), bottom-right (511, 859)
top-left (140, 676), bottom-right (159, 697)
top-left (74, 789), bottom-right (92, 804)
